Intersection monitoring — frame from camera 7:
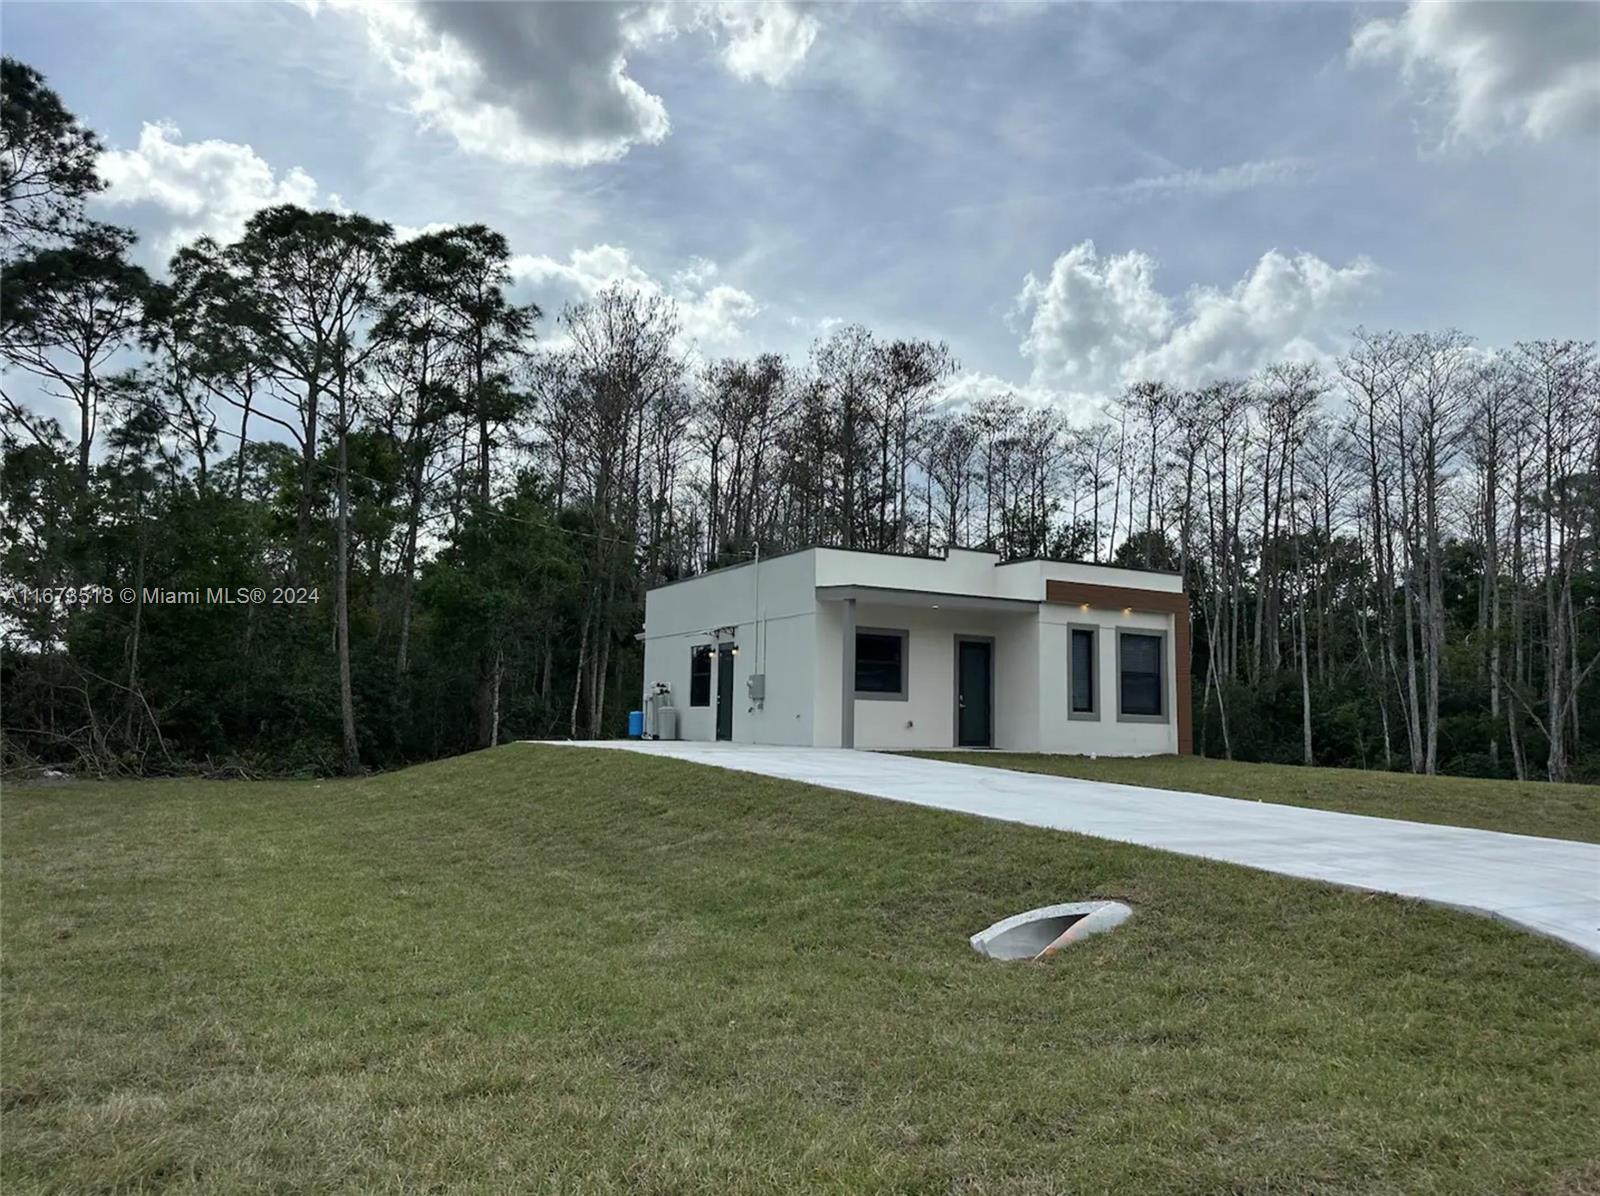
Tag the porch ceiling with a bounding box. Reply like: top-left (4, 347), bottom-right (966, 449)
top-left (814, 584), bottom-right (1038, 614)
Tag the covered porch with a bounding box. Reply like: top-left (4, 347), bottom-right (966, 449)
top-left (814, 584), bottom-right (1042, 752)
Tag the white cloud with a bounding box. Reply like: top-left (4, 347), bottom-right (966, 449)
top-left (935, 370), bottom-right (1104, 426)
top-left (511, 243), bottom-right (760, 350)
top-left (512, 244), bottom-right (655, 295)
top-left (672, 256), bottom-right (719, 289)
top-left (1013, 240), bottom-right (1379, 392)
top-left (306, 0), bottom-right (819, 167)
top-left (1136, 251), bottom-right (1379, 383)
top-left (365, 0), bottom-right (667, 166)
top-left (1081, 157), bottom-right (1320, 199)
top-left (1013, 242), bottom-right (1174, 391)
top-left (96, 122), bottom-right (323, 250)
top-left (700, 1), bottom-right (819, 85)
top-left (784, 313), bottom-right (844, 335)
top-left (1351, 1), bottom-right (1600, 147)
top-left (392, 220), bottom-right (459, 243)
top-left (682, 283), bottom-right (762, 348)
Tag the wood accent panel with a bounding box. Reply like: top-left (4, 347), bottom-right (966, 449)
top-left (1045, 580), bottom-right (1193, 756)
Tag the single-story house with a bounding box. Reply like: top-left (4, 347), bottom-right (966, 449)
top-left (638, 546), bottom-right (1192, 754)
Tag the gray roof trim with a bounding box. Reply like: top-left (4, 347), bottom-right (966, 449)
top-left (815, 584), bottom-right (1039, 614)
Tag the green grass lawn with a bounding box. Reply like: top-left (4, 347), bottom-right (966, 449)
top-left (915, 751), bottom-right (1600, 843)
top-left (4, 745), bottom-right (1598, 1194)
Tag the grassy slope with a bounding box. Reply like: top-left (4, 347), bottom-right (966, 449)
top-left (915, 752), bottom-right (1600, 843)
top-left (2, 746), bottom-right (1596, 1195)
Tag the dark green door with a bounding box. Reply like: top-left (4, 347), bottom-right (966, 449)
top-left (957, 639), bottom-right (992, 747)
top-left (716, 645), bottom-right (735, 740)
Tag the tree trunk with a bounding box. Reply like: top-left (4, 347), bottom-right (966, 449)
top-left (77, 357), bottom-right (93, 489)
top-left (474, 642), bottom-right (501, 748)
top-left (335, 417), bottom-right (359, 776)
top-left (397, 513), bottom-right (419, 677)
top-left (1400, 573), bottom-right (1424, 773)
top-left (1424, 469), bottom-right (1443, 775)
top-left (296, 381), bottom-right (320, 582)
top-left (1203, 597), bottom-right (1232, 759)
top-left (475, 329), bottom-right (491, 507)
top-left (473, 643), bottom-right (503, 749)
top-left (235, 383), bottom-right (253, 496)
top-left (491, 646), bottom-right (503, 745)
top-left (1298, 594), bottom-right (1313, 766)
top-left (125, 504), bottom-right (146, 740)
top-left (569, 603), bottom-right (591, 739)
top-left (590, 625), bottom-right (612, 737)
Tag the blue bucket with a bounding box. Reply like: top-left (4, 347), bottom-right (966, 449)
top-left (627, 710), bottom-right (644, 738)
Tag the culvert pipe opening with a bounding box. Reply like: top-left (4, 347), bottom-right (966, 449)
top-left (970, 901), bottom-right (1132, 961)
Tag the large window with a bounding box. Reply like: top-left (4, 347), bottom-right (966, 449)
top-left (1118, 630), bottom-right (1166, 721)
top-left (854, 629), bottom-right (907, 699)
top-left (1069, 626), bottom-right (1098, 718)
top-left (689, 645), bottom-right (712, 707)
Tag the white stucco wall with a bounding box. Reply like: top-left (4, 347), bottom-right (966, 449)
top-left (1037, 603), bottom-right (1178, 755)
top-left (993, 616), bottom-right (1041, 751)
top-left (640, 546), bottom-right (1183, 753)
top-left (813, 547), bottom-right (1017, 596)
top-left (813, 593), bottom-right (842, 748)
top-left (640, 551), bottom-right (819, 745)
top-left (737, 610), bottom-right (817, 744)
top-left (813, 600), bottom-right (1038, 751)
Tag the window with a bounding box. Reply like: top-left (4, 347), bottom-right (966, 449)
top-left (689, 645), bottom-right (712, 707)
top-left (1069, 626), bottom-right (1098, 718)
top-left (1118, 631), bottom-right (1165, 721)
top-left (854, 629), bottom-right (907, 699)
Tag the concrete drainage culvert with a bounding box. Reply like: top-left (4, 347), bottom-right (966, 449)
top-left (970, 901), bottom-right (1132, 961)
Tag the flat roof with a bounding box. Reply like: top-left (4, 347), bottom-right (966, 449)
top-left (646, 544), bottom-right (1182, 592)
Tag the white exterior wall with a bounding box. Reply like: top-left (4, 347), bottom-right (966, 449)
top-left (640, 551), bottom-right (819, 745)
top-left (813, 601), bottom-right (1037, 751)
top-left (1037, 604), bottom-right (1178, 755)
top-left (814, 547), bottom-right (1038, 598)
top-left (745, 611), bottom-right (819, 744)
top-left (812, 594), bottom-right (843, 748)
top-left (641, 546), bottom-right (1183, 754)
top-left (992, 616), bottom-right (1040, 751)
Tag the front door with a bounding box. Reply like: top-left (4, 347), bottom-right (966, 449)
top-left (716, 644), bottom-right (736, 741)
top-left (956, 638), bottom-right (993, 747)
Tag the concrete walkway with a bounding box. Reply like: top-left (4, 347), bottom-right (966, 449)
top-left (547, 741), bottom-right (1600, 960)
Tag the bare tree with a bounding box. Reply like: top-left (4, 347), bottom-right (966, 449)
top-left (1509, 339), bottom-right (1600, 781)
top-left (557, 284), bottom-right (684, 738)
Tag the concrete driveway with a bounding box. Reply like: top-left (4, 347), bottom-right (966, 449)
top-left (551, 741), bottom-right (1600, 960)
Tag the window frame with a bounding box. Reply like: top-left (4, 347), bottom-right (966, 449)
top-left (1115, 627), bottom-right (1169, 723)
top-left (688, 644), bottom-right (712, 708)
top-left (1067, 623), bottom-right (1100, 721)
top-left (853, 626), bottom-right (909, 701)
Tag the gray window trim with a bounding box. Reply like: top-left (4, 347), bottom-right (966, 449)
top-left (853, 626), bottom-right (910, 701)
top-left (1068, 623), bottom-right (1101, 721)
top-left (1116, 627), bottom-right (1170, 723)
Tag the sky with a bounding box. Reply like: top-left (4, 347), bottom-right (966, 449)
top-left (6, 0), bottom-right (1599, 419)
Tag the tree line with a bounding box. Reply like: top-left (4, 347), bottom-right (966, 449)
top-left (3, 59), bottom-right (1596, 781)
